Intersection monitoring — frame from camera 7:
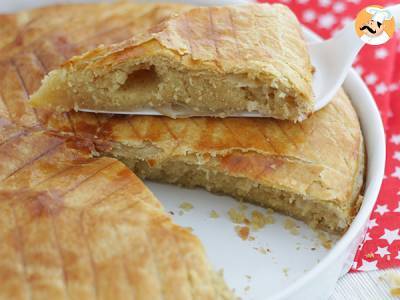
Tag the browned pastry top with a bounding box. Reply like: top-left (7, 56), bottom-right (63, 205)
top-left (0, 121), bottom-right (232, 299)
top-left (0, 3), bottom-right (235, 300)
top-left (63, 3), bottom-right (313, 104)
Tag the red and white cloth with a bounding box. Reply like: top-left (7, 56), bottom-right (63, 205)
top-left (257, 0), bottom-right (400, 272)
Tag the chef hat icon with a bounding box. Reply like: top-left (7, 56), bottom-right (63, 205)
top-left (366, 7), bottom-right (392, 24)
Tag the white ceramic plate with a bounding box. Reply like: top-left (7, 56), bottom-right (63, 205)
top-left (0, 1), bottom-right (386, 299)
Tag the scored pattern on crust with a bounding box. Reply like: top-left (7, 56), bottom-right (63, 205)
top-left (0, 119), bottom-right (231, 300)
top-left (0, 4), bottom-right (234, 299)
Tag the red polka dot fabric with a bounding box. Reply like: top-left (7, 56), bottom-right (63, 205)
top-left (257, 0), bottom-right (400, 272)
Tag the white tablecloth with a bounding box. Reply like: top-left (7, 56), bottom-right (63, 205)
top-left (331, 268), bottom-right (400, 300)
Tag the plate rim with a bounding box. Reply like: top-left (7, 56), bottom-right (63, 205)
top-left (270, 27), bottom-right (386, 300)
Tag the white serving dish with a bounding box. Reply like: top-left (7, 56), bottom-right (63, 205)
top-left (0, 0), bottom-right (386, 299)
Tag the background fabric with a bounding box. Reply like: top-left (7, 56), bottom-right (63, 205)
top-left (257, 0), bottom-right (400, 272)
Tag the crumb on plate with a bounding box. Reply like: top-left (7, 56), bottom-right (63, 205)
top-left (228, 208), bottom-right (247, 224)
top-left (235, 225), bottom-right (250, 240)
top-left (316, 230), bottom-right (333, 249)
top-left (283, 218), bottom-right (300, 235)
top-left (179, 202), bottom-right (193, 211)
top-left (282, 267), bottom-right (289, 277)
top-left (210, 210), bottom-right (219, 218)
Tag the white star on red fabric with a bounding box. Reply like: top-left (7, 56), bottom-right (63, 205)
top-left (318, 13), bottom-right (336, 29)
top-left (354, 65), bottom-right (363, 75)
top-left (364, 232), bottom-right (372, 242)
top-left (375, 204), bottom-right (390, 216)
top-left (368, 218), bottom-right (378, 229)
top-left (380, 229), bottom-right (400, 244)
top-left (394, 202), bottom-right (400, 213)
top-left (393, 152), bottom-right (400, 161)
top-left (392, 167), bottom-right (400, 180)
top-left (341, 17), bottom-right (353, 27)
top-left (376, 83), bottom-right (388, 95)
top-left (332, 2), bottom-right (346, 13)
top-left (375, 48), bottom-right (389, 60)
top-left (395, 203), bottom-right (400, 211)
top-left (365, 73), bottom-right (378, 85)
top-left (302, 9), bottom-right (316, 23)
top-left (318, 0), bottom-right (331, 7)
top-left (375, 246), bottom-right (391, 258)
top-left (357, 259), bottom-right (378, 271)
top-left (389, 83), bottom-right (399, 92)
top-left (390, 134), bottom-right (400, 145)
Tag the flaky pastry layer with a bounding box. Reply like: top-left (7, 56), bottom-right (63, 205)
top-left (30, 4), bottom-right (314, 121)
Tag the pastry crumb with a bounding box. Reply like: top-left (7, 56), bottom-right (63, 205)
top-left (282, 267), bottom-right (289, 277)
top-left (254, 247), bottom-right (270, 255)
top-left (210, 210), bottom-right (219, 219)
top-left (228, 208), bottom-right (246, 224)
top-left (245, 275), bottom-right (252, 280)
top-left (248, 236), bottom-right (255, 241)
top-left (266, 208), bottom-right (275, 215)
top-left (391, 288), bottom-right (400, 297)
top-left (179, 202), bottom-right (193, 212)
top-left (316, 231), bottom-right (333, 249)
top-left (365, 252), bottom-right (374, 259)
top-left (238, 203), bottom-right (248, 211)
top-left (283, 218), bottom-right (300, 235)
top-left (235, 225), bottom-right (250, 240)
top-left (382, 271), bottom-right (400, 297)
top-left (250, 210), bottom-right (274, 230)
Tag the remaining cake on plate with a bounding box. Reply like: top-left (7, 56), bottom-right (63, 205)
top-left (0, 122), bottom-right (232, 300)
top-left (30, 4), bottom-right (314, 121)
top-left (0, 3), bottom-right (234, 299)
top-left (0, 2), bottom-right (365, 299)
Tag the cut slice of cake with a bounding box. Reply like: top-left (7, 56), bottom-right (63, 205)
top-left (0, 123), bottom-right (233, 300)
top-left (64, 89), bottom-right (365, 234)
top-left (30, 3), bottom-right (314, 121)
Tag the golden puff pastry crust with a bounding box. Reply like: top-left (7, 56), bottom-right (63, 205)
top-left (30, 3), bottom-right (314, 121)
top-left (64, 88), bottom-right (363, 234)
top-left (1, 2), bottom-right (364, 234)
top-left (0, 121), bottom-right (233, 300)
top-left (0, 4), bottom-right (234, 299)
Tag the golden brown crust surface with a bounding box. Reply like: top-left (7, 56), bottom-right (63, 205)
top-left (0, 123), bottom-right (233, 300)
top-left (0, 3), bottom-right (234, 299)
top-left (30, 3), bottom-right (314, 121)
